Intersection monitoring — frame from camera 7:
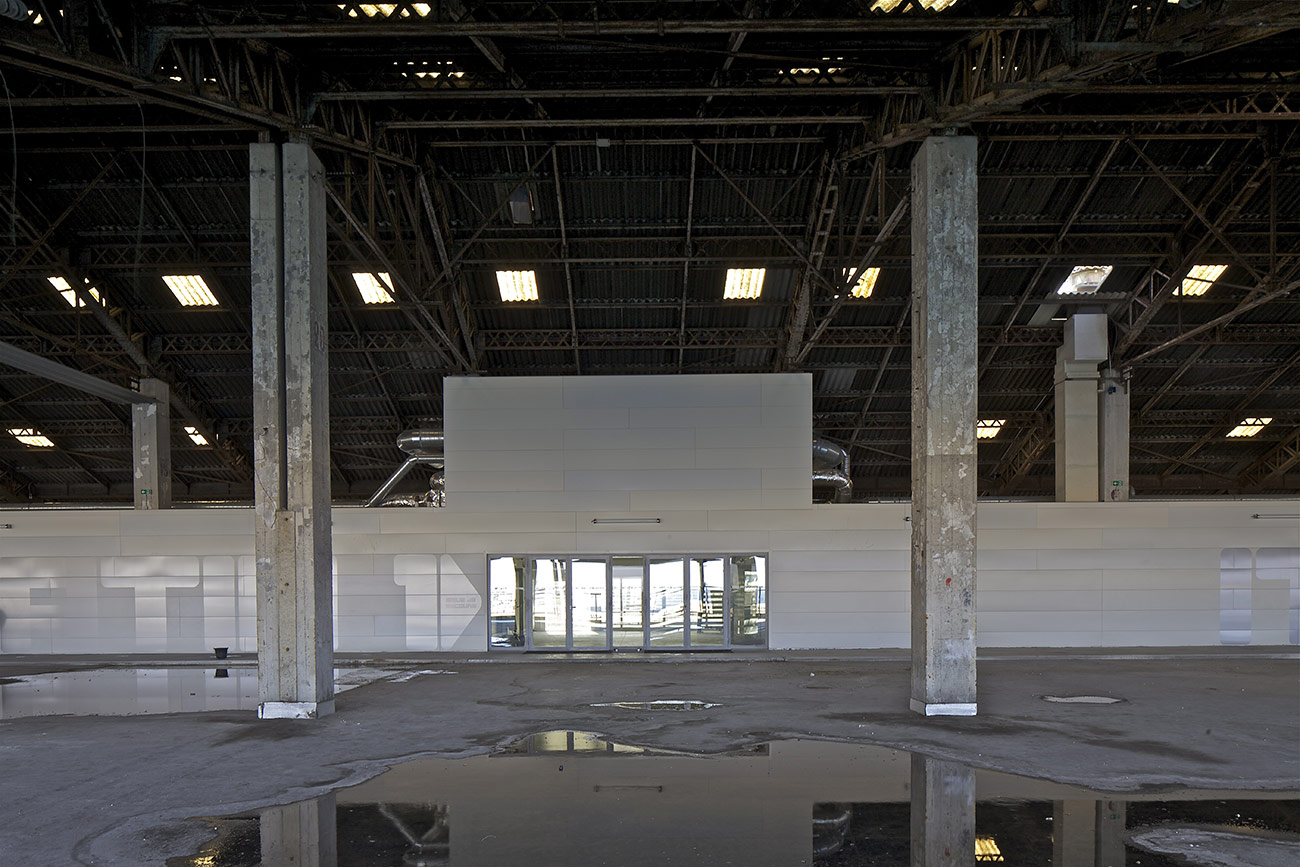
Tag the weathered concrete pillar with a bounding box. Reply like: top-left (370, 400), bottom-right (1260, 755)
top-left (131, 378), bottom-right (171, 509)
top-left (910, 134), bottom-right (978, 717)
top-left (1099, 368), bottom-right (1130, 501)
top-left (260, 793), bottom-right (337, 867)
top-left (1055, 314), bottom-right (1108, 502)
top-left (910, 754), bottom-right (975, 867)
top-left (250, 142), bottom-right (334, 719)
top-left (1095, 799), bottom-right (1127, 867)
top-left (1052, 800), bottom-right (1097, 867)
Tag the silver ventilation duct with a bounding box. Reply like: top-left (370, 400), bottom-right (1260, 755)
top-left (811, 436), bottom-right (852, 503)
top-left (366, 430), bottom-right (445, 507)
top-left (0, 2), bottom-right (31, 23)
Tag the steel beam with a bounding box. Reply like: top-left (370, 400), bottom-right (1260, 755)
top-left (0, 340), bottom-right (154, 406)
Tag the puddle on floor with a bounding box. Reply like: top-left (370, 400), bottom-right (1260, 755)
top-left (169, 736), bottom-right (1300, 867)
top-left (0, 667), bottom-right (395, 719)
top-left (590, 699), bottom-right (720, 711)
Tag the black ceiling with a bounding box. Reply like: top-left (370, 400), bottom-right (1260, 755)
top-left (1, 0), bottom-right (1298, 503)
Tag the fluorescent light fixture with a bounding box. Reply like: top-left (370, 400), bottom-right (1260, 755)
top-left (976, 419), bottom-right (1006, 439)
top-left (8, 428), bottom-right (54, 448)
top-left (872, 0), bottom-right (959, 10)
top-left (352, 272), bottom-right (396, 304)
top-left (162, 274), bottom-right (218, 306)
top-left (723, 268), bottom-right (765, 300)
top-left (975, 835), bottom-right (1005, 862)
top-left (47, 276), bottom-right (102, 308)
top-left (183, 426), bottom-right (209, 446)
top-left (496, 270), bottom-right (539, 302)
top-left (844, 267), bottom-right (881, 298)
top-left (339, 3), bottom-right (431, 18)
top-left (1177, 264), bottom-right (1227, 297)
top-left (1056, 265), bottom-right (1113, 295)
top-left (1226, 417), bottom-right (1272, 438)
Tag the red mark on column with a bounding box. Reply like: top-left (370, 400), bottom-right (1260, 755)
top-left (945, 577), bottom-right (952, 585)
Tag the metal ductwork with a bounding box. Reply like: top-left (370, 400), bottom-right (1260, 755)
top-left (366, 430), bottom-right (445, 507)
top-left (0, 2), bottom-right (31, 23)
top-left (812, 436), bottom-right (852, 503)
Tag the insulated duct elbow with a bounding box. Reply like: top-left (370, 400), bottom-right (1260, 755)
top-left (811, 436), bottom-right (852, 504)
top-left (0, 2), bottom-right (31, 22)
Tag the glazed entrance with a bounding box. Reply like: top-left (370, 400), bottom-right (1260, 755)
top-left (489, 555), bottom-right (767, 650)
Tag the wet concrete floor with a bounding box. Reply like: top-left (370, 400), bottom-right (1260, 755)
top-left (0, 648), bottom-right (1295, 865)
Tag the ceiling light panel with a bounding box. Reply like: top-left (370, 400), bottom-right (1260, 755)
top-left (8, 428), bottom-right (54, 448)
top-left (1056, 265), bottom-right (1113, 295)
top-left (871, 0), bottom-right (959, 10)
top-left (976, 420), bottom-right (1006, 439)
top-left (163, 274), bottom-right (218, 306)
top-left (844, 267), bottom-right (881, 299)
top-left (497, 270), bottom-right (539, 302)
top-left (723, 268), bottom-right (765, 300)
top-left (1226, 418), bottom-right (1272, 438)
top-left (339, 4), bottom-right (432, 18)
top-left (184, 426), bottom-right (209, 446)
top-left (353, 272), bottom-right (396, 304)
top-left (47, 276), bottom-right (102, 308)
top-left (1177, 264), bottom-right (1227, 297)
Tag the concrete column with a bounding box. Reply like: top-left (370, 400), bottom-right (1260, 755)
top-left (1052, 800), bottom-right (1097, 867)
top-left (260, 793), bottom-right (337, 867)
top-left (909, 134), bottom-right (978, 717)
top-left (910, 754), bottom-right (975, 867)
top-left (1055, 314), bottom-right (1108, 502)
top-left (251, 142), bottom-right (334, 720)
top-left (1099, 368), bottom-right (1130, 501)
top-left (1095, 799), bottom-right (1127, 867)
top-left (131, 378), bottom-right (171, 509)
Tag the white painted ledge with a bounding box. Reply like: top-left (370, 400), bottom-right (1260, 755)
top-left (258, 699), bottom-right (335, 719)
top-left (910, 699), bottom-right (978, 717)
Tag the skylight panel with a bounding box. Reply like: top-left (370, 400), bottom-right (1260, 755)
top-left (184, 426), bottom-right (209, 446)
top-left (723, 268), bottom-right (765, 300)
top-left (976, 420), bottom-right (1006, 440)
top-left (339, 3), bottom-right (432, 18)
top-left (352, 272), bottom-right (396, 304)
top-left (1056, 265), bottom-right (1113, 295)
top-left (1226, 418), bottom-right (1271, 438)
top-left (496, 270), bottom-right (539, 303)
top-left (1177, 264), bottom-right (1227, 297)
top-left (8, 428), bottom-right (54, 448)
top-left (47, 276), bottom-right (102, 308)
top-left (844, 267), bottom-right (881, 299)
top-left (163, 274), bottom-right (218, 306)
top-left (975, 835), bottom-right (1005, 862)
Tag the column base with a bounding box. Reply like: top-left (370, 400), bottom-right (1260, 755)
top-left (910, 698), bottom-right (977, 717)
top-left (258, 699), bottom-right (335, 720)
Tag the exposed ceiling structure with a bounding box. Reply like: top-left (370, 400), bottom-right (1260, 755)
top-left (1, 0), bottom-right (1298, 504)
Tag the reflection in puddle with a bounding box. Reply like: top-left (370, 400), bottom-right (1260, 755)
top-left (590, 699), bottom-right (720, 711)
top-left (171, 737), bottom-right (1300, 866)
top-left (0, 668), bottom-right (385, 719)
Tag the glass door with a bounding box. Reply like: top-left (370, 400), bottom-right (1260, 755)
top-left (610, 556), bottom-right (645, 648)
top-left (530, 557), bottom-right (569, 648)
top-left (571, 558), bottom-right (609, 649)
top-left (648, 558), bottom-right (686, 647)
top-left (689, 557), bottom-right (727, 647)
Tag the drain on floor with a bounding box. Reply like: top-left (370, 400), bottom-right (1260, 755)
top-left (590, 699), bottom-right (720, 711)
top-left (1040, 694), bottom-right (1125, 704)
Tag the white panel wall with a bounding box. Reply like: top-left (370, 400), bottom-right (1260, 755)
top-left (443, 374), bottom-right (814, 512)
top-left (0, 502), bottom-right (1295, 653)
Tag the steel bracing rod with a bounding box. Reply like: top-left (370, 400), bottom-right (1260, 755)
top-left (691, 144), bottom-right (834, 294)
top-left (699, 0), bottom-right (756, 116)
top-left (324, 186), bottom-right (471, 372)
top-left (990, 413), bottom-right (1055, 493)
top-left (780, 149), bottom-right (837, 371)
top-left (316, 85), bottom-right (926, 101)
top-left (443, 0), bottom-right (547, 120)
top-left (1127, 140), bottom-right (1265, 284)
top-left (416, 169), bottom-right (478, 369)
top-left (1130, 444), bottom-right (1238, 481)
top-left (155, 16), bottom-right (1070, 40)
top-left (981, 139), bottom-right (1122, 376)
top-left (794, 194), bottom-right (909, 366)
top-left (1138, 344), bottom-right (1210, 415)
top-left (0, 340), bottom-right (155, 406)
top-left (1238, 425), bottom-right (1300, 489)
top-left (0, 37), bottom-right (414, 166)
top-left (327, 271), bottom-right (407, 430)
top-left (386, 115), bottom-right (872, 130)
top-left (1156, 345), bottom-right (1300, 480)
top-left (677, 147), bottom-right (697, 374)
top-left (1121, 279), bottom-right (1299, 367)
top-left (1114, 149), bottom-right (1271, 359)
top-left (551, 149), bottom-right (581, 374)
top-left (0, 153), bottom-right (121, 299)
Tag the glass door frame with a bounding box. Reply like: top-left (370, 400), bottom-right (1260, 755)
top-left (487, 553), bottom-right (766, 652)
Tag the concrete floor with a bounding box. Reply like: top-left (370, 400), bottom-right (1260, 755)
top-left (1, 648), bottom-right (1296, 865)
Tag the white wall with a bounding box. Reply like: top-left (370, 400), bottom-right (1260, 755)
top-left (443, 373), bottom-right (813, 512)
top-left (0, 501), bottom-right (1295, 653)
